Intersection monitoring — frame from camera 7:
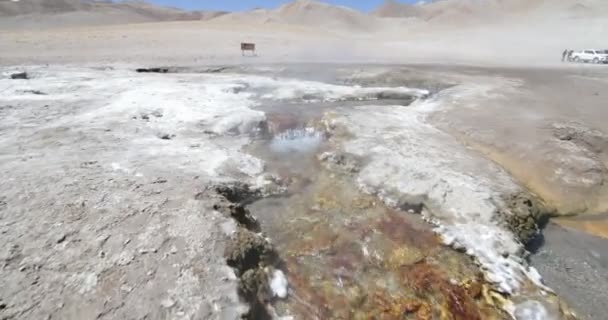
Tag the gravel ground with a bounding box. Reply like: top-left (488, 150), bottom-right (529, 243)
top-left (530, 223), bottom-right (608, 320)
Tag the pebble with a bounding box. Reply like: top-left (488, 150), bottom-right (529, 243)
top-left (120, 284), bottom-right (133, 293)
top-left (157, 133), bottom-right (173, 140)
top-left (56, 234), bottom-right (67, 244)
top-left (161, 298), bottom-right (175, 308)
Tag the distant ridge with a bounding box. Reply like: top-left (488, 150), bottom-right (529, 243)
top-left (0, 0), bottom-right (227, 28)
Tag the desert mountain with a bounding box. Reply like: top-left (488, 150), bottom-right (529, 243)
top-left (1, 0), bottom-right (605, 30)
top-left (0, 0), bottom-right (226, 28)
top-left (371, 0), bottom-right (422, 18)
top-left (212, 0), bottom-right (378, 31)
top-left (371, 0), bottom-right (607, 22)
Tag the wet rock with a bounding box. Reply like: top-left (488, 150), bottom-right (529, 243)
top-left (462, 279), bottom-right (483, 299)
top-left (318, 152), bottom-right (361, 173)
top-left (374, 91), bottom-right (417, 104)
top-left (224, 228), bottom-right (280, 319)
top-left (215, 180), bottom-right (283, 320)
top-left (345, 285), bottom-right (366, 308)
top-left (500, 192), bottom-right (552, 245)
top-left (224, 229), bottom-right (276, 276)
top-left (387, 246), bottom-right (425, 268)
top-left (215, 182), bottom-right (261, 204)
top-left (351, 195), bottom-right (376, 209)
top-left (213, 202), bottom-right (260, 232)
top-left (10, 72), bottom-right (28, 80)
top-left (240, 268), bottom-right (272, 302)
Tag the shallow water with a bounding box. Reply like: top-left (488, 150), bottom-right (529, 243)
top-left (246, 98), bottom-right (509, 319)
top-left (269, 128), bottom-right (324, 154)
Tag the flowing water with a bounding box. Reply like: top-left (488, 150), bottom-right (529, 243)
top-left (246, 97), bottom-right (510, 319)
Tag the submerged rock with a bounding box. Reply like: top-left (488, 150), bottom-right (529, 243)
top-left (318, 151), bottom-right (361, 173)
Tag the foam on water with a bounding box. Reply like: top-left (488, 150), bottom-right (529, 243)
top-left (269, 269), bottom-right (289, 299)
top-left (270, 127), bottom-right (324, 153)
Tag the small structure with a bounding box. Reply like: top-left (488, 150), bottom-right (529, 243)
top-left (241, 43), bottom-right (256, 56)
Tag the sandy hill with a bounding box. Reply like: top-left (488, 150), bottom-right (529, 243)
top-left (371, 0), bottom-right (422, 18)
top-left (371, 0), bottom-right (608, 23)
top-left (0, 0), bottom-right (226, 29)
top-left (212, 0), bottom-right (378, 32)
top-left (372, 0), bottom-right (541, 22)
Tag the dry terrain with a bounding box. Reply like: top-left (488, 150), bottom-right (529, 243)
top-left (1, 1), bottom-right (608, 320)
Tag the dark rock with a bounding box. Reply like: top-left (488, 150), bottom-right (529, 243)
top-left (10, 72), bottom-right (28, 80)
top-left (375, 91), bottom-right (417, 103)
top-left (136, 68), bottom-right (169, 73)
top-left (224, 229), bottom-right (276, 276)
top-left (500, 192), bottom-right (553, 246)
top-left (240, 268), bottom-right (272, 303)
top-left (213, 202), bottom-right (260, 232)
top-left (157, 133), bottom-right (174, 140)
top-left (56, 234), bottom-right (67, 244)
top-left (19, 90), bottom-right (46, 95)
top-left (215, 182), bottom-right (261, 204)
top-left (205, 66), bottom-right (228, 73)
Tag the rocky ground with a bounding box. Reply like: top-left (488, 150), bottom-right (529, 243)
top-left (0, 64), bottom-right (607, 320)
top-left (0, 66), bottom-right (265, 319)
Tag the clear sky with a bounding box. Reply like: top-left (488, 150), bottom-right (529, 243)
top-left (143, 0), bottom-right (416, 12)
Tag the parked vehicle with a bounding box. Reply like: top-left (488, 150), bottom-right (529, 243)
top-left (570, 49), bottom-right (608, 64)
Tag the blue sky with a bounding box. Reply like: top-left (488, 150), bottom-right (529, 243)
top-left (144, 0), bottom-right (416, 12)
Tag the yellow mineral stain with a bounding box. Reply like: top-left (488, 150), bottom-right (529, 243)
top-left (554, 218), bottom-right (608, 239)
